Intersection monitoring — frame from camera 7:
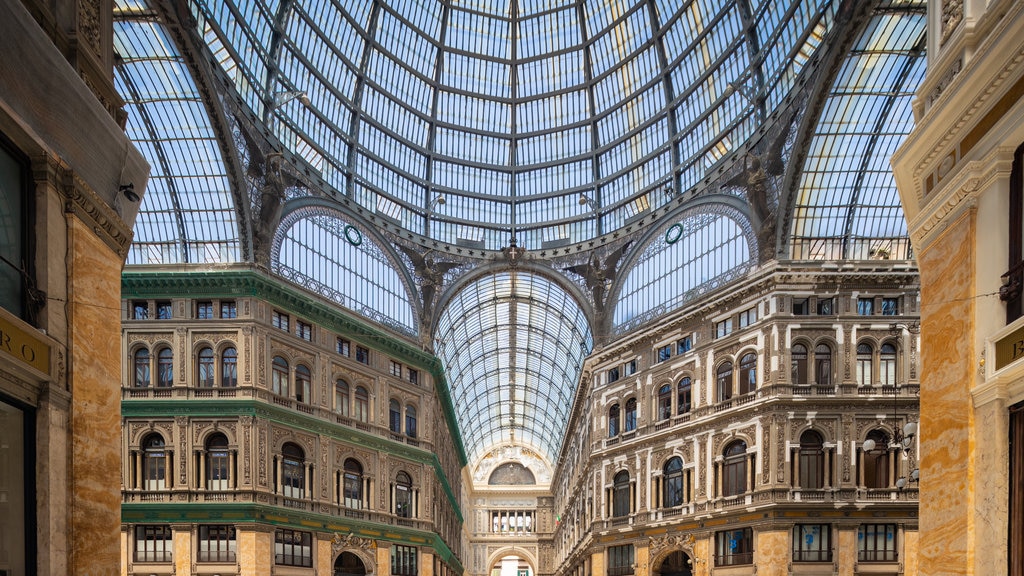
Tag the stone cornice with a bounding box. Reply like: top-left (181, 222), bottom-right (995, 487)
top-left (121, 501), bottom-right (463, 571)
top-left (62, 168), bottom-right (133, 259)
top-left (122, 397), bottom-right (464, 523)
top-left (121, 267), bottom-right (468, 466)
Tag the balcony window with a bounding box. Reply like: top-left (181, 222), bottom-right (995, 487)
top-left (791, 343), bottom-right (808, 384)
top-left (722, 440), bottom-right (747, 497)
top-left (612, 471), bottom-right (630, 518)
top-left (624, 398), bottom-right (637, 432)
top-left (677, 377), bottom-right (692, 415)
top-left (658, 385), bottom-right (672, 420)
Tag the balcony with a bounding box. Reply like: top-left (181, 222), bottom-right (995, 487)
top-left (123, 385), bottom-right (433, 452)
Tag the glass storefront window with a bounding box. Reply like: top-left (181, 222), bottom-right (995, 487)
top-left (0, 397), bottom-right (27, 575)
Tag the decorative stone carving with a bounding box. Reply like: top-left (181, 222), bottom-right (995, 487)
top-left (941, 0), bottom-right (963, 45)
top-left (331, 528), bottom-right (376, 553)
top-left (192, 333), bottom-right (237, 346)
top-left (649, 533), bottom-right (695, 558)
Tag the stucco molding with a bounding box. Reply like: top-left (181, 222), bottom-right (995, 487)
top-left (61, 168), bottom-right (133, 259)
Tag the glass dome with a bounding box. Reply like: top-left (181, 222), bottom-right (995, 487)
top-left (191, 0), bottom-right (836, 251)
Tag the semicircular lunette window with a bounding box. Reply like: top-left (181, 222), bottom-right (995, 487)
top-left (435, 271), bottom-right (593, 467)
top-left (613, 211), bottom-right (753, 333)
top-left (275, 214), bottom-right (416, 335)
top-left (790, 2), bottom-right (925, 261)
top-left (114, 0), bottom-right (239, 265)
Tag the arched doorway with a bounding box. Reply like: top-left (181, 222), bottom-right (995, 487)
top-left (656, 551), bottom-right (693, 576)
top-left (489, 554), bottom-right (532, 576)
top-left (334, 551), bottom-right (367, 576)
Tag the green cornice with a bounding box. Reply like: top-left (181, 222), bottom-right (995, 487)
top-left (121, 501), bottom-right (463, 571)
top-left (122, 398), bottom-right (463, 523)
top-left (121, 268), bottom-right (468, 467)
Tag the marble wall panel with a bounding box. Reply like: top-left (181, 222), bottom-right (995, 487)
top-left (69, 218), bottom-right (123, 575)
top-left (755, 529), bottom-right (789, 576)
top-left (917, 209), bottom-right (975, 575)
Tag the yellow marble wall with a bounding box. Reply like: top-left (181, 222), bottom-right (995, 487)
top-left (69, 216), bottom-right (125, 575)
top-left (916, 208), bottom-right (975, 575)
top-left (422, 549), bottom-right (435, 576)
top-left (635, 543), bottom-right (649, 576)
top-left (591, 548), bottom-right (605, 576)
top-left (238, 527), bottom-right (273, 576)
top-left (693, 538), bottom-right (710, 576)
top-left (836, 527), bottom-right (856, 576)
top-left (173, 526), bottom-right (192, 576)
top-left (377, 542), bottom-right (391, 575)
top-left (317, 535), bottom-right (333, 574)
top-left (754, 529), bottom-right (789, 576)
top-left (903, 526), bottom-right (919, 575)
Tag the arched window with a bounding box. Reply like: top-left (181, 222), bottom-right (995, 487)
top-left (354, 386), bottom-right (369, 422)
top-left (197, 347), bottom-right (215, 387)
top-left (221, 347), bottom-right (237, 387)
top-left (716, 362), bottom-right (733, 402)
top-left (335, 379), bottom-right (349, 416)
top-left (608, 404), bottom-right (620, 437)
top-left (856, 343), bottom-right (873, 386)
top-left (658, 385), bottom-right (672, 420)
top-left (389, 399), bottom-right (402, 433)
top-left (880, 343), bottom-right (897, 386)
top-left (205, 433), bottom-right (230, 490)
top-left (739, 352), bottom-right (757, 395)
top-left (395, 471), bottom-right (412, 517)
top-left (722, 440), bottom-right (748, 497)
top-left (281, 443), bottom-right (305, 498)
top-left (863, 430), bottom-right (890, 489)
top-left (134, 348), bottom-right (151, 387)
top-left (295, 365), bottom-right (311, 404)
top-left (663, 457), bottom-right (684, 508)
top-left (798, 430), bottom-right (824, 489)
top-left (405, 404), bottom-right (417, 438)
top-left (157, 347), bottom-right (174, 387)
top-left (613, 470), bottom-right (630, 517)
top-left (343, 458), bottom-right (362, 509)
top-left (624, 398), bottom-right (637, 432)
top-left (791, 343), bottom-right (808, 384)
top-left (272, 356), bottom-right (289, 396)
top-left (815, 344), bottom-right (833, 385)
top-left (142, 434), bottom-right (166, 490)
top-left (677, 377), bottom-right (692, 414)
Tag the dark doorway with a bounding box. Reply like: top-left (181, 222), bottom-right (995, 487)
top-left (657, 551), bottom-right (693, 576)
top-left (335, 551), bottom-right (367, 576)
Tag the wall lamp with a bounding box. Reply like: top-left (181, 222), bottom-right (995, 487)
top-left (578, 194), bottom-right (597, 211)
top-left (272, 90), bottom-right (310, 110)
top-left (428, 195), bottom-right (446, 213)
top-left (120, 183), bottom-right (139, 202)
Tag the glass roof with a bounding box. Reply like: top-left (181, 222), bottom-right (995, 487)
top-left (190, 0), bottom-right (835, 251)
top-left (435, 271), bottom-right (592, 465)
top-left (114, 0), bottom-right (240, 265)
top-left (110, 0), bottom-right (926, 474)
top-left (790, 0), bottom-right (925, 260)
